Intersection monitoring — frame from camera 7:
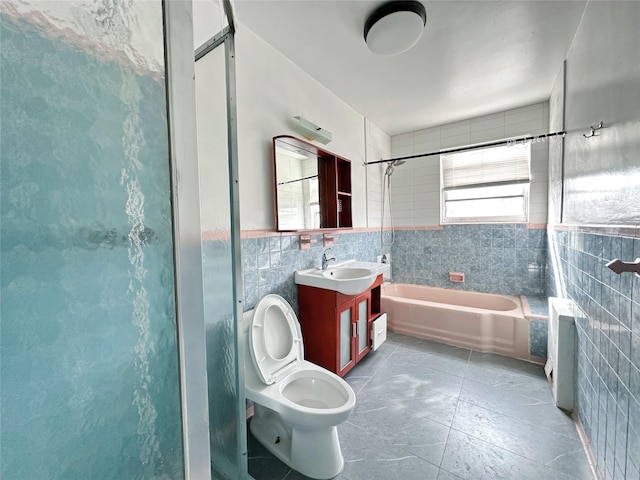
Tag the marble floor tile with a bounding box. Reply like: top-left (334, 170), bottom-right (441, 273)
top-left (347, 399), bottom-right (450, 466)
top-left (246, 332), bottom-right (593, 480)
top-left (247, 427), bottom-right (297, 480)
top-left (343, 373), bottom-right (372, 394)
top-left (395, 336), bottom-right (471, 358)
top-left (450, 401), bottom-right (593, 480)
top-left (437, 468), bottom-right (465, 480)
top-left (463, 361), bottom-right (551, 402)
top-left (459, 378), bottom-right (577, 436)
top-left (340, 450), bottom-right (440, 480)
top-left (441, 429), bottom-right (583, 480)
top-left (336, 421), bottom-right (441, 480)
top-left (468, 350), bottom-right (546, 376)
top-left (360, 370), bottom-right (464, 400)
top-left (388, 391), bottom-right (460, 427)
top-left (378, 349), bottom-right (470, 378)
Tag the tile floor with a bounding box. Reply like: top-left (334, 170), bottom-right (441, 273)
top-left (247, 332), bottom-right (594, 480)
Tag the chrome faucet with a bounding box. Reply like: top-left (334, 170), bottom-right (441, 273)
top-left (322, 249), bottom-right (336, 270)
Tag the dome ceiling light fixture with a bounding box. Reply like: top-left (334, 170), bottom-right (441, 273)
top-left (364, 0), bottom-right (427, 55)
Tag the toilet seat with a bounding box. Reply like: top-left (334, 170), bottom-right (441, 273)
top-left (249, 294), bottom-right (304, 385)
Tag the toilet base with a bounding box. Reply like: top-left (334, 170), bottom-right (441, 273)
top-left (249, 405), bottom-right (345, 479)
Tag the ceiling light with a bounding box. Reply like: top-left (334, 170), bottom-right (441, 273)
top-left (364, 1), bottom-right (427, 56)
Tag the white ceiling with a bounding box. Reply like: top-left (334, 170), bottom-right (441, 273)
top-left (233, 0), bottom-right (586, 136)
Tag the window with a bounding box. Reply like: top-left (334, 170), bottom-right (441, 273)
top-left (440, 143), bottom-right (530, 223)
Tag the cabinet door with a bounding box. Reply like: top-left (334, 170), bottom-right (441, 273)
top-left (355, 293), bottom-right (371, 362)
top-left (337, 302), bottom-right (355, 376)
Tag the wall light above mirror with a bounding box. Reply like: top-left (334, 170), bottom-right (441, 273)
top-left (291, 116), bottom-right (332, 145)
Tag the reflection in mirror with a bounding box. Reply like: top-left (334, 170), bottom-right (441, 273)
top-left (275, 140), bottom-right (319, 230)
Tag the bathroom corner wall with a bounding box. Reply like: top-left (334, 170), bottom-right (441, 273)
top-left (546, 2), bottom-right (640, 479)
top-left (384, 103), bottom-right (551, 299)
top-left (391, 224), bottom-right (547, 297)
top-left (234, 23), bottom-right (373, 231)
top-left (390, 102), bottom-right (550, 227)
top-left (548, 227), bottom-right (640, 480)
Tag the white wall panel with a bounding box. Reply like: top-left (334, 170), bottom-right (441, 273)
top-left (390, 102), bottom-right (550, 226)
top-left (366, 120), bottom-right (391, 228)
top-left (561, 2), bottom-right (640, 225)
top-left (235, 24), bottom-right (378, 230)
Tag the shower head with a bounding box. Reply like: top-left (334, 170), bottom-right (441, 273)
top-left (384, 159), bottom-right (406, 176)
top-left (385, 163), bottom-right (394, 176)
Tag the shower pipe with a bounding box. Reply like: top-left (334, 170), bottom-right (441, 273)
top-left (380, 159), bottom-right (405, 247)
top-left (366, 130), bottom-right (567, 167)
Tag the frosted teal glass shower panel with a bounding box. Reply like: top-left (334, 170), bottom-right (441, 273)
top-left (195, 45), bottom-right (244, 479)
top-left (0, 4), bottom-right (184, 479)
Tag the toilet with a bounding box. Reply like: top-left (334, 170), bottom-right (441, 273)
top-left (243, 294), bottom-right (356, 479)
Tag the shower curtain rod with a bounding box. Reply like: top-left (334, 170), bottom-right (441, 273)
top-left (366, 130), bottom-right (566, 166)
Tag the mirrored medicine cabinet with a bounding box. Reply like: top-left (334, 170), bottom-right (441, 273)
top-left (273, 135), bottom-right (352, 232)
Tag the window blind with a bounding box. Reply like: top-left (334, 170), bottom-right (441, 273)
top-left (441, 143), bottom-right (531, 190)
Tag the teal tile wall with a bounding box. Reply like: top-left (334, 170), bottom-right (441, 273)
top-left (390, 224), bottom-right (547, 297)
top-left (529, 319), bottom-right (548, 358)
top-left (241, 231), bottom-right (382, 312)
top-left (547, 229), bottom-right (640, 480)
top-left (240, 226), bottom-right (548, 359)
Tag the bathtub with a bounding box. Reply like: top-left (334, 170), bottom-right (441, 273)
top-left (381, 284), bottom-right (534, 361)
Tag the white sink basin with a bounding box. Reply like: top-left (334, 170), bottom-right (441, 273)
top-left (295, 260), bottom-right (388, 295)
top-left (322, 267), bottom-right (373, 280)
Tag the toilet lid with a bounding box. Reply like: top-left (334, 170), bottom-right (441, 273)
top-left (249, 295), bottom-right (303, 385)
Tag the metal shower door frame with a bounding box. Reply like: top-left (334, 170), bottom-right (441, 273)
top-left (164, 1), bottom-right (246, 478)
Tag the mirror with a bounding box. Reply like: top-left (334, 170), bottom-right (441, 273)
top-left (274, 137), bottom-right (320, 230)
top-left (273, 136), bottom-right (352, 231)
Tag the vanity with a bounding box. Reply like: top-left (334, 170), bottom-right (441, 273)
top-left (275, 135), bottom-right (386, 376)
top-left (295, 262), bottom-right (387, 377)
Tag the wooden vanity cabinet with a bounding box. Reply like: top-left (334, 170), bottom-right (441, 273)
top-left (297, 274), bottom-right (383, 377)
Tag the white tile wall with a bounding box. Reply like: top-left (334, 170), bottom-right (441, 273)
top-left (389, 102), bottom-right (551, 226)
top-left (365, 119), bottom-right (391, 227)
